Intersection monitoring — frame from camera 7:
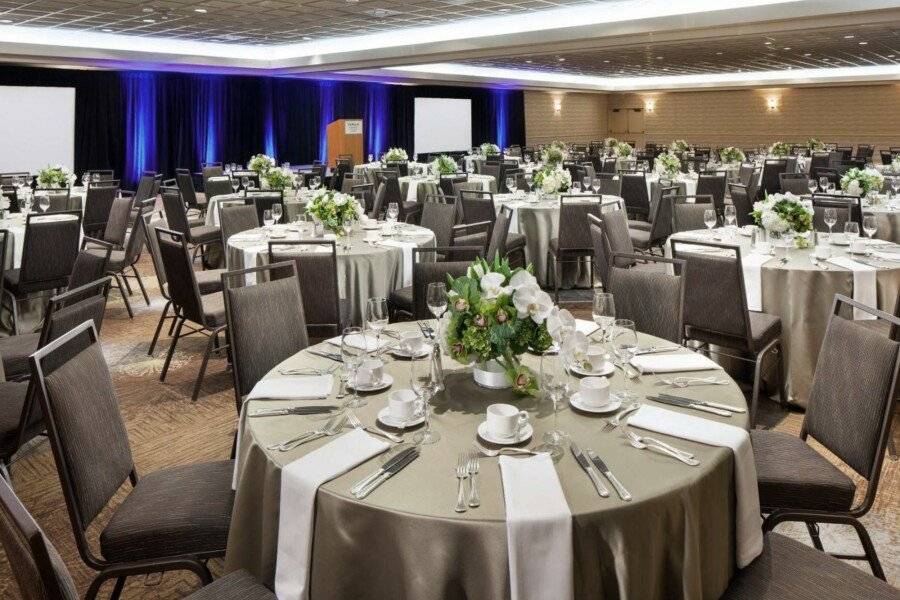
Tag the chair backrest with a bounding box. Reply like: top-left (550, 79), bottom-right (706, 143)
top-left (384, 161), bottom-right (408, 177)
top-left (620, 173), bottom-right (650, 220)
top-left (37, 189), bottom-right (71, 213)
top-left (439, 174), bottom-right (467, 196)
top-left (812, 193), bottom-right (863, 229)
top-left (459, 190), bottom-right (496, 228)
top-left (758, 159), bottom-right (788, 198)
top-left (420, 195), bottom-right (458, 248)
top-left (809, 152), bottom-right (831, 173)
top-left (671, 240), bottom-right (753, 349)
top-left (246, 191), bottom-right (284, 224)
top-left (803, 295), bottom-right (900, 497)
top-left (672, 197), bottom-right (716, 233)
top-left (486, 205), bottom-right (511, 262)
top-left (133, 172), bottom-right (157, 203)
top-left (812, 203), bottom-right (851, 233)
top-left (19, 212), bottom-right (82, 292)
top-left (223, 262), bottom-right (309, 409)
top-left (727, 183), bottom-right (756, 227)
top-left (608, 252), bottom-right (685, 344)
top-left (220, 204), bottom-right (259, 247)
top-left (779, 172), bottom-right (811, 195)
top-left (351, 183), bottom-right (375, 215)
top-left (557, 196), bottom-right (602, 251)
top-left (142, 215), bottom-right (168, 294)
top-left (29, 321), bottom-right (134, 566)
top-left (175, 168), bottom-right (200, 210)
top-left (41, 278), bottom-right (112, 346)
top-left (268, 241), bottom-right (341, 338)
top-left (600, 157), bottom-right (618, 174)
top-left (83, 184), bottom-right (118, 237)
top-left (377, 176), bottom-right (405, 220)
top-left (599, 208), bottom-right (636, 261)
top-left (155, 228), bottom-right (205, 323)
top-left (201, 165), bottom-right (224, 192)
top-left (598, 177), bottom-right (621, 196)
top-left (0, 476), bottom-right (80, 600)
top-left (205, 176), bottom-right (233, 201)
top-left (737, 163), bottom-right (755, 186)
top-left (69, 239), bottom-right (112, 291)
top-left (695, 173), bottom-right (727, 213)
top-left (411, 247), bottom-right (479, 320)
top-left (587, 214), bottom-right (609, 287)
top-left (648, 186), bottom-right (677, 243)
top-left (102, 195), bottom-right (134, 246)
top-left (160, 187), bottom-right (191, 237)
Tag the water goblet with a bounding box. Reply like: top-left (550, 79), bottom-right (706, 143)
top-left (534, 353), bottom-right (570, 462)
top-left (262, 209), bottom-right (275, 230)
top-left (844, 221), bottom-right (860, 242)
top-left (38, 194), bottom-right (50, 213)
top-left (582, 176), bottom-right (592, 191)
top-left (592, 291), bottom-right (615, 342)
top-left (310, 176), bottom-right (321, 190)
top-left (366, 297), bottom-right (389, 347)
top-left (611, 318), bottom-right (639, 391)
top-left (411, 357), bottom-right (440, 445)
top-left (506, 176), bottom-right (517, 196)
top-left (819, 176), bottom-right (829, 192)
top-left (807, 179), bottom-right (818, 195)
top-left (703, 208), bottom-right (718, 232)
top-left (271, 203), bottom-right (283, 224)
top-left (823, 208), bottom-right (838, 240)
top-left (341, 326), bottom-right (369, 409)
top-left (862, 214), bottom-right (877, 240)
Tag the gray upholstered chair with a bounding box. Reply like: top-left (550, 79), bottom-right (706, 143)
top-left (160, 186), bottom-right (221, 264)
top-left (750, 294), bottom-right (899, 581)
top-left (779, 172), bottom-right (812, 195)
top-left (205, 176), bottom-right (233, 202)
top-left (69, 239), bottom-right (113, 295)
top-left (223, 262), bottom-right (310, 412)
top-left (28, 320), bottom-right (236, 599)
top-left (629, 186), bottom-right (676, 253)
top-left (722, 532), bottom-right (899, 599)
top-left (220, 203), bottom-right (259, 247)
top-left (727, 182), bottom-right (756, 227)
top-left (587, 213), bottom-right (610, 288)
top-left (812, 193), bottom-right (863, 229)
top-left (388, 246), bottom-right (483, 321)
top-left (607, 252), bottom-right (685, 344)
top-left (36, 189), bottom-right (72, 213)
top-left (245, 191), bottom-right (284, 225)
top-left (737, 163), bottom-right (756, 186)
top-left (620, 172), bottom-right (651, 222)
top-left (420, 194), bottom-right (458, 249)
top-left (268, 240), bottom-right (349, 338)
top-left (695, 172), bottom-right (727, 214)
top-left (671, 195), bottom-right (716, 233)
top-left (548, 196), bottom-right (602, 302)
top-left (101, 196), bottom-right (134, 248)
top-left (350, 183), bottom-right (374, 215)
top-left (485, 204), bottom-right (512, 263)
top-left (155, 228), bottom-right (229, 402)
top-left (671, 240), bottom-right (785, 424)
top-left (176, 168), bottom-right (207, 216)
top-left (82, 182), bottom-right (118, 239)
top-left (599, 207), bottom-right (637, 267)
top-left (459, 190), bottom-right (496, 227)
top-left (758, 159), bottom-right (787, 199)
top-left (598, 174), bottom-right (621, 196)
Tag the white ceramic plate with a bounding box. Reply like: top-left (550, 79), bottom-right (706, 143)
top-left (347, 373), bottom-right (394, 392)
top-left (389, 347), bottom-right (431, 359)
top-left (569, 393), bottom-right (622, 414)
top-left (376, 406), bottom-right (425, 428)
top-left (476, 421), bottom-right (533, 445)
top-left (569, 361), bottom-right (615, 377)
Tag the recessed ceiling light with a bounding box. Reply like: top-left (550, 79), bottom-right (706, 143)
top-left (142, 18), bottom-right (155, 23)
top-left (858, 41), bottom-right (867, 45)
top-left (655, 56), bottom-right (663, 59)
top-left (557, 57), bottom-right (565, 62)
top-left (889, 54), bottom-right (896, 58)
top-left (142, 7), bottom-right (154, 12)
top-left (715, 52), bottom-right (723, 55)
top-left (497, 8), bottom-right (509, 12)
top-left (764, 41), bottom-right (772, 45)
top-left (102, 28), bottom-right (113, 31)
top-left (843, 35), bottom-right (855, 39)
top-left (194, 8), bottom-right (207, 12)
top-left (302, 36), bottom-right (312, 40)
top-left (783, 47), bottom-right (791, 50)
top-left (603, 60), bottom-right (610, 63)
top-left (525, 59), bottom-right (532, 63)
top-left (803, 53), bottom-right (811, 56)
top-left (0, 19), bottom-right (12, 23)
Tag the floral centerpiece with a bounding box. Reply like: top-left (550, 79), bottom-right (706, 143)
top-left (248, 153), bottom-right (275, 175)
top-left (768, 141), bottom-right (791, 157)
top-left (603, 137), bottom-right (618, 149)
top-left (670, 139), bottom-right (691, 153)
top-left (752, 193), bottom-right (813, 245)
top-left (614, 142), bottom-right (633, 158)
top-left (541, 146), bottom-right (567, 166)
top-left (431, 155), bottom-right (458, 175)
top-left (892, 156), bottom-right (900, 173)
top-left (841, 167), bottom-right (884, 197)
top-left (806, 137), bottom-right (826, 152)
top-left (441, 257), bottom-right (554, 395)
top-left (549, 140), bottom-right (569, 152)
top-left (262, 166), bottom-right (296, 191)
top-left (35, 165), bottom-right (75, 189)
top-left (383, 147), bottom-right (409, 162)
top-left (479, 143), bottom-right (500, 156)
top-left (719, 146), bottom-right (745, 164)
top-left (654, 153), bottom-right (681, 178)
top-left (532, 166), bottom-right (572, 195)
top-left (305, 189), bottom-right (362, 234)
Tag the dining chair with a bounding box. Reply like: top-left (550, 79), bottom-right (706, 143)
top-left (84, 169), bottom-right (115, 183)
top-left (160, 186), bottom-right (222, 265)
top-left (387, 246), bottom-right (484, 321)
top-left (671, 240), bottom-right (786, 424)
top-left (420, 194), bottom-right (458, 249)
top-left (485, 204), bottom-right (511, 263)
top-left (222, 261), bottom-right (310, 413)
top-left (448, 222), bottom-right (491, 261)
top-left (245, 190), bottom-right (285, 224)
top-left (671, 195), bottom-right (716, 233)
top-left (750, 294), bottom-right (899, 580)
top-left (201, 164), bottom-right (224, 193)
top-left (28, 320), bottom-right (236, 599)
top-left (82, 182), bottom-right (119, 239)
top-left (176, 168), bottom-right (208, 217)
top-left (547, 196), bottom-right (602, 302)
top-left (384, 160), bottom-right (408, 177)
top-left (736, 163), bottom-right (755, 187)
top-left (100, 196), bottom-right (134, 248)
top-left (812, 167), bottom-right (841, 189)
top-left (91, 202), bottom-right (152, 317)
top-left (758, 159), bottom-right (788, 199)
top-left (727, 183), bottom-right (756, 227)
top-left (458, 190), bottom-right (496, 231)
top-left (779, 172), bottom-right (812, 195)
top-left (267, 240), bottom-right (349, 339)
top-left (439, 173), bottom-right (467, 196)
top-left (587, 214), bottom-right (609, 288)
top-left (205, 176), bottom-right (233, 203)
top-left (607, 252), bottom-right (685, 344)
top-left (620, 172), bottom-right (651, 223)
top-left (67, 240), bottom-right (113, 297)
top-left (349, 183), bottom-right (375, 216)
top-left (597, 207), bottom-right (637, 271)
top-left (630, 186), bottom-right (676, 253)
top-left (155, 228), bottom-right (229, 402)
top-left (695, 173), bottom-right (727, 214)
top-left (220, 203), bottom-right (259, 249)
top-left (811, 193), bottom-right (863, 229)
top-left (35, 189), bottom-right (72, 213)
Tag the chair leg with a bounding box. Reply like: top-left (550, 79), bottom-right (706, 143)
top-left (775, 340), bottom-right (788, 407)
top-left (192, 328), bottom-right (221, 402)
top-left (805, 521), bottom-right (824, 551)
top-left (749, 354), bottom-right (764, 428)
top-left (114, 274), bottom-right (134, 319)
top-left (168, 308), bottom-right (180, 335)
top-left (850, 518), bottom-right (886, 580)
top-left (109, 576), bottom-right (127, 600)
top-left (132, 266), bottom-right (151, 305)
top-left (121, 271), bottom-right (134, 295)
top-left (148, 301), bottom-right (171, 356)
top-left (160, 318), bottom-right (184, 381)
top-left (9, 295), bottom-right (19, 336)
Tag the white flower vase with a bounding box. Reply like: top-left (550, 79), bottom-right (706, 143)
top-left (473, 360), bottom-right (511, 389)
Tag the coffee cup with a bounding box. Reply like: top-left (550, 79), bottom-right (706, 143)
top-left (755, 241), bottom-right (772, 254)
top-left (584, 345), bottom-right (608, 371)
top-left (387, 389), bottom-right (418, 421)
top-left (850, 239), bottom-right (867, 254)
top-left (486, 403), bottom-right (529, 438)
top-left (814, 244), bottom-right (832, 259)
top-left (355, 359), bottom-right (384, 386)
top-left (579, 377), bottom-right (611, 408)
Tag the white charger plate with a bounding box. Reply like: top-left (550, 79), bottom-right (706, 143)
top-left (569, 393), bottom-right (622, 414)
top-left (476, 421), bottom-right (533, 445)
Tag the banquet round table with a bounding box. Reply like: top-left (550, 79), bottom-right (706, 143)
top-left (205, 190), bottom-right (313, 227)
top-left (863, 197), bottom-right (900, 244)
top-left (225, 323), bottom-right (749, 599)
top-left (225, 223), bottom-right (435, 324)
top-left (614, 173), bottom-right (697, 199)
top-left (492, 192), bottom-right (624, 288)
top-left (398, 173), bottom-right (496, 202)
top-left (668, 228), bottom-right (900, 407)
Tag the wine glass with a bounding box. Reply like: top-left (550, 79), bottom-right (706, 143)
top-left (271, 203), bottom-right (283, 224)
top-left (844, 221), bottom-right (860, 242)
top-left (240, 177), bottom-right (249, 195)
top-left (592, 177), bottom-right (602, 193)
top-left (724, 205), bottom-right (736, 228)
top-left (826, 181), bottom-right (836, 194)
top-left (367, 154), bottom-right (374, 163)
top-left (386, 202), bottom-right (399, 224)
top-left (592, 291), bottom-right (615, 342)
top-left (703, 208), bottom-right (718, 232)
top-left (534, 353), bottom-right (570, 462)
top-left (582, 176), bottom-right (592, 191)
top-left (862, 214), bottom-right (877, 240)
top-left (411, 356), bottom-right (440, 445)
top-left (524, 172), bottom-right (533, 193)
top-left (262, 209), bottom-right (275, 230)
top-left (426, 282), bottom-right (447, 321)
top-left (366, 297), bottom-right (389, 347)
top-left (38, 193), bottom-right (50, 213)
top-left (807, 179), bottom-right (818, 195)
top-left (890, 176), bottom-right (900, 198)
top-left (819, 176), bottom-right (829, 192)
top-left (231, 178), bottom-right (240, 194)
top-left (823, 208), bottom-right (838, 240)
top-left (310, 176), bottom-right (321, 190)
top-left (610, 319), bottom-right (639, 391)
top-left (341, 326), bottom-right (368, 409)
top-left (341, 218), bottom-right (353, 250)
top-left (506, 176), bottom-right (517, 196)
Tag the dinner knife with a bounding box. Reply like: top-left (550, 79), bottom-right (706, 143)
top-left (570, 442), bottom-right (609, 497)
top-left (355, 449), bottom-right (420, 499)
top-left (647, 395), bottom-right (733, 417)
top-left (634, 345), bottom-right (682, 355)
top-left (586, 450), bottom-right (631, 502)
top-left (655, 393), bottom-right (744, 415)
top-left (249, 405), bottom-right (338, 417)
top-left (350, 447), bottom-right (418, 496)
top-left (308, 349), bottom-right (343, 362)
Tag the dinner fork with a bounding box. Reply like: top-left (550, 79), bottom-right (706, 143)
top-left (655, 376), bottom-right (728, 388)
top-left (601, 403), bottom-right (640, 433)
top-left (268, 412), bottom-right (346, 452)
top-left (454, 453), bottom-right (469, 513)
top-left (467, 451), bottom-right (480, 508)
top-left (471, 443), bottom-right (540, 457)
top-left (346, 411), bottom-right (403, 443)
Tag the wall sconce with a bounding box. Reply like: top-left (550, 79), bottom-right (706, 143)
top-left (766, 96), bottom-right (779, 111)
top-left (553, 97), bottom-right (562, 115)
top-left (645, 99), bottom-right (655, 113)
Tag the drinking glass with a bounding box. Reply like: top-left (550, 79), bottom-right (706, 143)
top-left (592, 177), bottom-right (602, 193)
top-left (341, 326), bottom-right (368, 408)
top-left (843, 221), bottom-right (859, 241)
top-left (262, 209), bottom-right (275, 229)
top-left (534, 353), bottom-right (570, 461)
top-left (231, 178), bottom-right (239, 194)
top-left (82, 172), bottom-right (90, 188)
top-left (862, 214), bottom-right (877, 239)
top-left (411, 356), bottom-right (440, 445)
top-left (341, 218), bottom-right (353, 249)
top-left (18, 197), bottom-right (26, 213)
top-left (823, 208), bottom-right (838, 240)
top-left (610, 319), bottom-right (639, 391)
top-left (724, 205), bottom-right (736, 227)
top-left (271, 203), bottom-right (283, 224)
top-left (386, 202), bottom-right (399, 223)
top-left (807, 179), bottom-right (818, 195)
top-left (592, 291), bottom-right (615, 342)
top-left (891, 176), bottom-right (900, 198)
top-left (426, 282), bottom-right (447, 322)
top-left (524, 173), bottom-right (533, 192)
top-left (38, 194), bottom-right (50, 213)
top-left (703, 208), bottom-right (718, 231)
top-left (826, 181), bottom-right (836, 194)
top-left (240, 177), bottom-right (249, 194)
top-left (583, 176), bottom-right (592, 191)
top-left (310, 176), bottom-right (321, 190)
top-left (506, 176), bottom-right (517, 195)
top-left (366, 297), bottom-right (389, 347)
top-left (571, 181), bottom-right (581, 193)
top-left (819, 176), bottom-right (829, 192)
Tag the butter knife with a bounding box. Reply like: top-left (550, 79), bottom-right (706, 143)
top-left (308, 349), bottom-right (343, 362)
top-left (350, 447), bottom-right (418, 496)
top-left (570, 442), bottom-right (609, 497)
top-left (648, 395), bottom-right (733, 417)
top-left (587, 450), bottom-right (631, 502)
top-left (250, 405), bottom-right (337, 417)
top-left (656, 393), bottom-right (745, 414)
top-left (355, 449), bottom-right (419, 498)
top-left (634, 345), bottom-right (682, 355)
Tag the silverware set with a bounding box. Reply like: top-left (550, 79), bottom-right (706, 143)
top-left (250, 405), bottom-right (338, 417)
top-left (571, 442), bottom-right (631, 501)
top-left (472, 443), bottom-right (540, 457)
top-left (654, 376), bottom-right (728, 388)
top-left (346, 411), bottom-right (404, 443)
top-left (624, 430), bottom-right (699, 466)
top-left (278, 366), bottom-right (339, 376)
top-left (601, 403), bottom-right (640, 433)
top-left (350, 447), bottom-right (420, 499)
top-left (647, 393), bottom-right (744, 416)
top-left (454, 450), bottom-right (481, 512)
top-left (634, 345), bottom-right (682, 356)
top-left (417, 321), bottom-right (436, 339)
top-left (307, 349), bottom-right (343, 362)
top-left (267, 412), bottom-right (347, 452)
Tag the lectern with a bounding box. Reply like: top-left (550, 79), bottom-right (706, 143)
top-left (326, 119), bottom-right (364, 167)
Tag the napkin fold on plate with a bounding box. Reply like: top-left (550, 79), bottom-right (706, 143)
top-left (377, 238), bottom-right (417, 286)
top-left (630, 353), bottom-right (721, 373)
top-left (627, 405), bottom-right (762, 567)
top-left (825, 256), bottom-right (877, 320)
top-left (499, 454), bottom-right (573, 600)
top-left (246, 375), bottom-right (334, 401)
top-left (741, 253), bottom-right (775, 311)
top-left (326, 333), bottom-right (385, 353)
top-left (275, 429), bottom-right (390, 600)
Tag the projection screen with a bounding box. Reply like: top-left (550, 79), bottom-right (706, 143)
top-left (0, 86), bottom-right (76, 173)
top-left (413, 97), bottom-right (472, 157)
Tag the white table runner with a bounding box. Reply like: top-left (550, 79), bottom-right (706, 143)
top-left (826, 256), bottom-right (877, 319)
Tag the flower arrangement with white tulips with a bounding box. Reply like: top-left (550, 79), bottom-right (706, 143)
top-left (719, 146), bottom-right (745, 165)
top-left (654, 152), bottom-right (682, 178)
top-left (35, 165), bottom-right (76, 189)
top-left (305, 189), bottom-right (362, 234)
top-left (751, 192), bottom-right (813, 237)
top-left (479, 143), bottom-right (500, 156)
top-left (248, 153), bottom-right (275, 175)
top-left (441, 257), bottom-right (560, 395)
top-left (614, 142), bottom-right (633, 158)
top-left (262, 166), bottom-right (296, 191)
top-left (768, 141), bottom-right (791, 158)
top-left (841, 167), bottom-right (884, 197)
top-left (383, 147), bottom-right (409, 162)
top-left (430, 155), bottom-right (458, 175)
top-left (532, 165), bottom-right (572, 195)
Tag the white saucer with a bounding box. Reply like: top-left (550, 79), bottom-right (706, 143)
top-left (476, 421), bottom-right (533, 445)
top-left (347, 373), bottom-right (394, 392)
top-left (569, 393), bottom-right (622, 414)
top-left (389, 347), bottom-right (431, 359)
top-left (569, 361), bottom-right (615, 377)
top-left (830, 237), bottom-right (851, 246)
top-left (268, 232), bottom-right (288, 239)
top-left (376, 406), bottom-right (425, 429)
top-left (362, 222), bottom-right (381, 230)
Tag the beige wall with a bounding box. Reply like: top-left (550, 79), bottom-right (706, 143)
top-left (524, 84), bottom-right (900, 150)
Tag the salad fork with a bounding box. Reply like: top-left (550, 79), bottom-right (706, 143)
top-left (346, 411), bottom-right (403, 443)
top-left (268, 412), bottom-right (346, 452)
top-left (454, 453), bottom-right (469, 513)
top-left (625, 430), bottom-right (699, 466)
top-left (471, 443), bottom-right (540, 457)
top-left (467, 451), bottom-right (480, 508)
top-left (601, 403), bottom-right (640, 433)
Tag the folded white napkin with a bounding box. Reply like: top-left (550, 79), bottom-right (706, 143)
top-left (275, 429), bottom-right (390, 600)
top-left (872, 250), bottom-right (900, 260)
top-left (499, 454), bottom-right (573, 600)
top-left (741, 253), bottom-right (775, 311)
top-left (246, 375), bottom-right (333, 401)
top-left (326, 333), bottom-right (385, 352)
top-left (627, 405), bottom-right (762, 567)
top-left (630, 353), bottom-right (721, 373)
top-left (378, 238), bottom-right (417, 286)
top-left (826, 256), bottom-right (877, 320)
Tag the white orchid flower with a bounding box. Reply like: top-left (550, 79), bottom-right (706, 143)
top-left (468, 262), bottom-right (486, 279)
top-left (560, 330), bottom-right (589, 364)
top-left (513, 284), bottom-right (553, 324)
top-left (546, 307), bottom-right (575, 343)
top-left (480, 272), bottom-right (509, 299)
top-left (508, 269), bottom-right (536, 290)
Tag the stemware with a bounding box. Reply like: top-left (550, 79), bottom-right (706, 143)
top-left (241, 176), bottom-right (250, 194)
top-left (38, 194), bottom-right (50, 213)
top-left (262, 209), bottom-right (275, 230)
top-left (807, 179), bottom-right (818, 195)
top-left (506, 176), bottom-right (517, 196)
top-left (724, 205), bottom-right (737, 229)
top-left (703, 208), bottom-right (718, 232)
top-left (231, 178), bottom-right (240, 194)
top-left (366, 297), bottom-right (389, 347)
top-left (844, 221), bottom-right (860, 242)
top-left (823, 208), bottom-right (838, 240)
top-left (341, 218), bottom-right (353, 249)
top-left (524, 173), bottom-right (533, 193)
top-left (826, 181), bottom-right (836, 194)
top-left (862, 214), bottom-right (878, 240)
top-left (592, 291), bottom-right (615, 342)
top-left (341, 326), bottom-right (368, 408)
top-left (610, 319), bottom-right (639, 388)
top-left (271, 203), bottom-right (283, 224)
top-left (411, 357), bottom-right (440, 445)
top-left (819, 176), bottom-right (829, 193)
top-left (426, 281), bottom-right (447, 318)
top-left (592, 177), bottom-right (602, 193)
top-left (310, 176), bottom-right (322, 190)
top-left (890, 176), bottom-right (900, 198)
top-left (534, 353), bottom-right (570, 462)
top-left (582, 176), bottom-right (592, 191)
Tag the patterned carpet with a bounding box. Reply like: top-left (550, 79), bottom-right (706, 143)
top-left (0, 254), bottom-right (897, 598)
